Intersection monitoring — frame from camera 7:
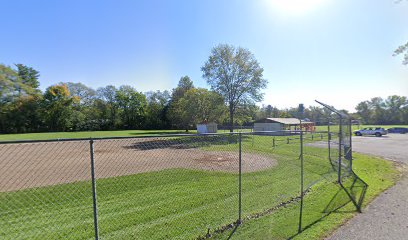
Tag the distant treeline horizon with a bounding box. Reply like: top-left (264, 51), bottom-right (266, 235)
top-left (1, 63), bottom-right (407, 134)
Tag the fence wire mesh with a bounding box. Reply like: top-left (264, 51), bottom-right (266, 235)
top-left (0, 141), bottom-right (95, 239)
top-left (0, 113), bottom-right (367, 239)
top-left (93, 135), bottom-right (240, 239)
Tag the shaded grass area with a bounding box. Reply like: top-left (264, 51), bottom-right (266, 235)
top-left (0, 130), bottom-right (193, 141)
top-left (0, 135), bottom-right (399, 239)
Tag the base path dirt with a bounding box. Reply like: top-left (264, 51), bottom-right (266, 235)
top-left (0, 138), bottom-right (277, 192)
top-left (327, 134), bottom-right (408, 240)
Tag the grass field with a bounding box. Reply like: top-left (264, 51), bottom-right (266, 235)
top-left (0, 130), bottom-right (193, 141)
top-left (1, 124), bottom-right (407, 142)
top-left (0, 133), bottom-right (400, 239)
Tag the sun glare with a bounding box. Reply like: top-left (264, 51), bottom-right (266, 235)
top-left (267, 0), bottom-right (330, 17)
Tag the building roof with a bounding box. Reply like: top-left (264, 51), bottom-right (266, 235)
top-left (254, 118), bottom-right (314, 125)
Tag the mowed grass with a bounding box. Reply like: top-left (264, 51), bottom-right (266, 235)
top-left (0, 130), bottom-right (194, 141)
top-left (1, 124), bottom-right (407, 142)
top-left (0, 135), bottom-right (399, 239)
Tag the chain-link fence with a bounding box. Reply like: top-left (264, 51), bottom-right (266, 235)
top-left (0, 106), bottom-right (367, 239)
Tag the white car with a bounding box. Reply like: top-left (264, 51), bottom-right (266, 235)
top-left (354, 127), bottom-right (388, 137)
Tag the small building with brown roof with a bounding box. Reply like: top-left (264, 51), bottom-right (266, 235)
top-left (253, 118), bottom-right (315, 132)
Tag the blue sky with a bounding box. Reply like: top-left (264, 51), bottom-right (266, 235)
top-left (1, 0), bottom-right (407, 111)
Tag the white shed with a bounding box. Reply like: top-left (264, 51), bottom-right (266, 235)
top-left (196, 122), bottom-right (218, 134)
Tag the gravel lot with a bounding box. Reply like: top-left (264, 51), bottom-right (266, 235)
top-left (327, 134), bottom-right (408, 240)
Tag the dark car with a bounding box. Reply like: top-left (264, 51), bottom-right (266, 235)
top-left (387, 127), bottom-right (408, 134)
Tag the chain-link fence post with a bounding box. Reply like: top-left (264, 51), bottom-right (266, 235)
top-left (348, 118), bottom-right (353, 170)
top-left (89, 139), bottom-right (99, 240)
top-left (298, 120), bottom-right (304, 233)
top-left (238, 133), bottom-right (242, 224)
top-left (328, 118), bottom-right (331, 163)
top-left (338, 117), bottom-right (343, 184)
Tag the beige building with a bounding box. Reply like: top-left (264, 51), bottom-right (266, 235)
top-left (253, 118), bottom-right (315, 132)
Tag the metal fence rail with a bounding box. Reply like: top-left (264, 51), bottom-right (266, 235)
top-left (0, 115), bottom-right (367, 239)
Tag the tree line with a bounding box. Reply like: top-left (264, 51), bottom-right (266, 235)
top-left (1, 44), bottom-right (270, 133)
top-left (1, 44), bottom-right (407, 134)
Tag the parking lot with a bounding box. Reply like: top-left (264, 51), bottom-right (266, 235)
top-left (352, 133), bottom-right (408, 164)
top-left (328, 133), bottom-right (408, 240)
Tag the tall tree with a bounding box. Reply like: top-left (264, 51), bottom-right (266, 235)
top-left (202, 44), bottom-right (267, 132)
top-left (171, 76), bottom-right (194, 100)
top-left (1, 64), bottom-right (38, 101)
top-left (97, 85), bottom-right (119, 128)
top-left (355, 101), bottom-right (372, 124)
top-left (115, 85), bottom-right (147, 129)
top-left (385, 95), bottom-right (407, 124)
top-left (15, 64), bottom-right (40, 89)
top-left (167, 76), bottom-right (195, 129)
top-left (1, 64), bottom-right (42, 133)
top-left (175, 88), bottom-right (226, 130)
top-left (0, 64), bottom-right (18, 103)
top-left (265, 105), bottom-right (273, 118)
top-left (145, 90), bottom-right (170, 129)
top-left (63, 82), bottom-right (96, 106)
top-left (369, 97), bottom-right (388, 124)
top-left (43, 84), bottom-right (80, 131)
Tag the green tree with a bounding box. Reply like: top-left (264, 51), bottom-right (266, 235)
top-left (167, 76), bottom-right (195, 129)
top-left (355, 101), bottom-right (372, 124)
top-left (145, 90), bottom-right (170, 129)
top-left (385, 95), bottom-right (407, 124)
top-left (97, 85), bottom-right (119, 128)
top-left (304, 106), bottom-right (326, 124)
top-left (1, 64), bottom-right (38, 101)
top-left (233, 103), bottom-right (259, 126)
top-left (64, 82), bottom-right (96, 106)
top-left (115, 85), bottom-right (147, 129)
top-left (4, 95), bottom-right (43, 133)
top-left (171, 76), bottom-right (194, 100)
top-left (15, 64), bottom-right (40, 89)
top-left (43, 84), bottom-right (80, 131)
top-left (369, 97), bottom-right (388, 124)
top-left (202, 44), bottom-right (267, 132)
top-left (265, 105), bottom-right (273, 118)
top-left (1, 64), bottom-right (43, 133)
top-left (0, 64), bottom-right (18, 103)
top-left (175, 88), bottom-right (226, 130)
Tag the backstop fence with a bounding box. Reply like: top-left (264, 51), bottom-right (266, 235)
top-left (0, 104), bottom-right (367, 240)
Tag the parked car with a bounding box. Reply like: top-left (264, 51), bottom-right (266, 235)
top-left (387, 127), bottom-right (408, 134)
top-left (354, 127), bottom-right (388, 137)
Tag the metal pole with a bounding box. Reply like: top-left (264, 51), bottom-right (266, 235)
top-left (328, 118), bottom-right (331, 162)
top-left (90, 139), bottom-right (99, 240)
top-left (298, 120), bottom-right (304, 233)
top-left (338, 118), bottom-right (343, 183)
top-left (273, 137), bottom-right (275, 148)
top-left (349, 118), bottom-right (353, 170)
top-left (238, 133), bottom-right (242, 224)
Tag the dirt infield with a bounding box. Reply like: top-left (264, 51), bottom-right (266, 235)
top-left (0, 138), bottom-right (276, 192)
